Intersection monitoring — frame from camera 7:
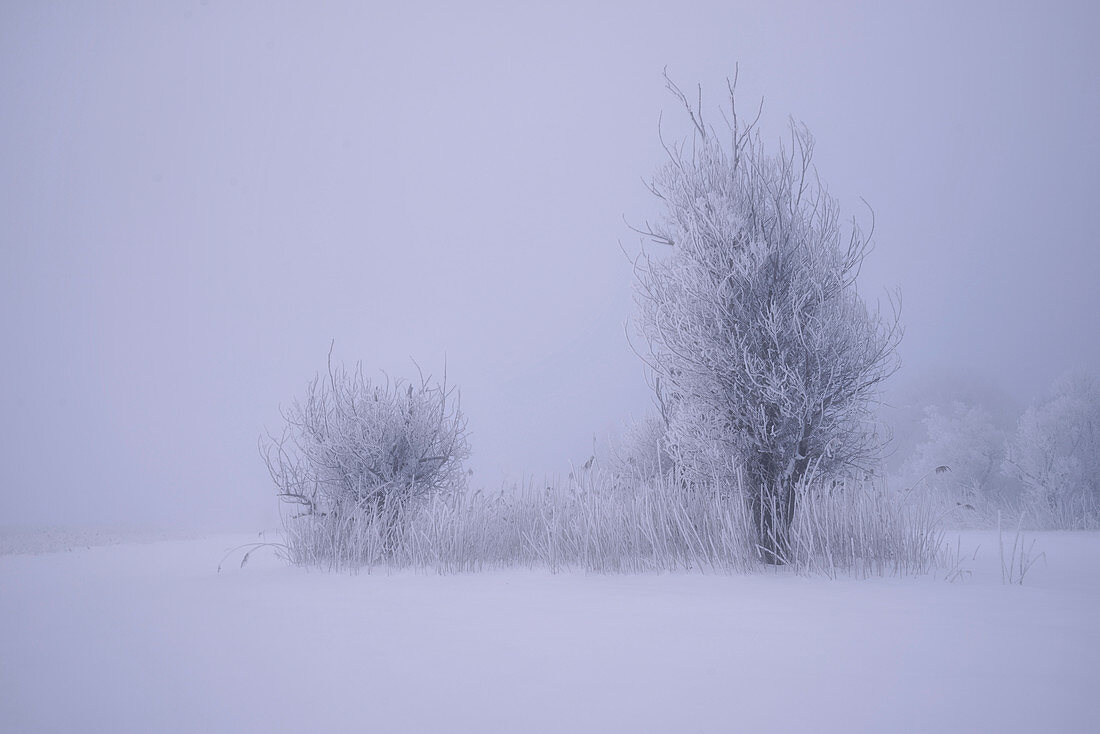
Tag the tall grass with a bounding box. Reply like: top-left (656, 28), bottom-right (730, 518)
top-left (784, 483), bottom-right (946, 578)
top-left (280, 470), bottom-right (947, 577)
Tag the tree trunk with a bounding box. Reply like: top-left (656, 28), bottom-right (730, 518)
top-left (752, 481), bottom-right (796, 565)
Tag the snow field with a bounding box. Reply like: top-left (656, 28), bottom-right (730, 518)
top-left (1, 530), bottom-right (1097, 733)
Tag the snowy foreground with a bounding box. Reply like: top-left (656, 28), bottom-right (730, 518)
top-left (2, 530), bottom-right (1098, 733)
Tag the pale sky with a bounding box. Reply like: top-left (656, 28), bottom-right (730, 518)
top-left (2, 1), bottom-right (1097, 529)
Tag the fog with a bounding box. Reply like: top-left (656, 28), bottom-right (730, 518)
top-left (2, 0), bottom-right (1097, 530)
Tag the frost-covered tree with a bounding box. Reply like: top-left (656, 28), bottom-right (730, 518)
top-left (1004, 371), bottom-right (1100, 527)
top-left (262, 353), bottom-right (469, 541)
top-left (633, 74), bottom-right (901, 562)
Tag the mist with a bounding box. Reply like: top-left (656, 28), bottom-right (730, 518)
top-left (3, 0), bottom-right (1098, 531)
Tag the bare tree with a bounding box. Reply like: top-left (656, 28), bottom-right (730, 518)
top-left (632, 72), bottom-right (901, 562)
top-left (262, 351), bottom-right (469, 553)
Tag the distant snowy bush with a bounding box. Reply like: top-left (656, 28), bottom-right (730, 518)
top-left (599, 414), bottom-right (675, 487)
top-left (1004, 371), bottom-right (1100, 528)
top-left (262, 354), bottom-right (469, 562)
top-left (887, 372), bottom-right (1100, 530)
top-left (909, 402), bottom-right (1009, 502)
top-left (896, 401), bottom-right (1020, 526)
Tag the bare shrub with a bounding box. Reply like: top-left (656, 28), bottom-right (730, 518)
top-left (262, 353), bottom-right (469, 564)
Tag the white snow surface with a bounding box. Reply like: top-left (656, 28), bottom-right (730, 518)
top-left (1, 530), bottom-right (1098, 733)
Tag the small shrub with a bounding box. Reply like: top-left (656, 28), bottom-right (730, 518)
top-left (262, 354), bottom-right (469, 565)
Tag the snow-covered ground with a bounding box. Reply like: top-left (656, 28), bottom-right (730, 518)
top-left (1, 530), bottom-right (1097, 733)
top-left (0, 525), bottom-right (203, 556)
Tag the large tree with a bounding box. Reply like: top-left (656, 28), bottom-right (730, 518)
top-left (633, 74), bottom-right (901, 562)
